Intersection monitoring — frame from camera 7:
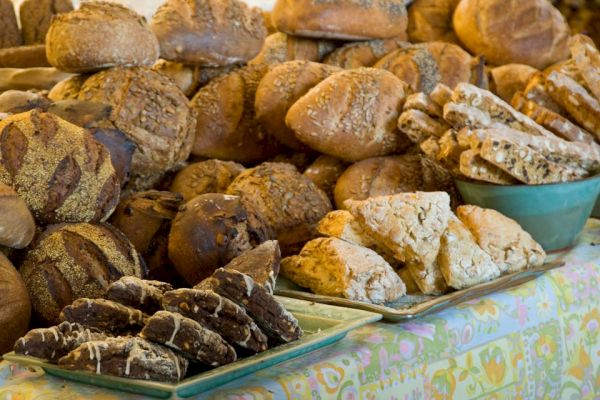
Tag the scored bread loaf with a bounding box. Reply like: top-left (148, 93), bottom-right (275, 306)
top-left (272, 0), bottom-right (408, 40)
top-left (0, 0), bottom-right (21, 49)
top-left (453, 0), bottom-right (570, 69)
top-left (0, 253), bottom-right (30, 354)
top-left (323, 38), bottom-right (408, 69)
top-left (255, 60), bottom-right (341, 151)
top-left (46, 2), bottom-right (159, 73)
top-left (286, 68), bottom-right (410, 161)
top-left (0, 110), bottom-right (120, 224)
top-left (20, 0), bottom-right (73, 45)
top-left (407, 0), bottom-right (461, 44)
top-left (20, 223), bottom-right (145, 325)
top-left (0, 183), bottom-right (35, 249)
top-left (150, 0), bottom-right (266, 67)
top-left (249, 32), bottom-right (336, 65)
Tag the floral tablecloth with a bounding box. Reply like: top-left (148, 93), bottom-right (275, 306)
top-left (2, 220), bottom-right (600, 400)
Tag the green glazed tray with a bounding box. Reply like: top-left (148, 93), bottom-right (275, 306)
top-left (276, 261), bottom-right (564, 322)
top-left (4, 297), bottom-right (380, 399)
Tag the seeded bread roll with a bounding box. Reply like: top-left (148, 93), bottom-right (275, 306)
top-left (323, 38), bottom-right (408, 69)
top-left (249, 32), bottom-right (336, 65)
top-left (272, 0), bottom-right (408, 40)
top-left (0, 183), bottom-right (35, 249)
top-left (168, 193), bottom-right (271, 285)
top-left (0, 0), bottom-right (21, 49)
top-left (490, 64), bottom-right (539, 103)
top-left (286, 68), bottom-right (410, 161)
top-left (0, 253), bottom-right (31, 354)
top-left (0, 45), bottom-right (50, 68)
top-left (46, 2), bottom-right (159, 73)
top-left (374, 42), bottom-right (473, 94)
top-left (226, 162), bottom-right (332, 254)
top-left (190, 64), bottom-right (282, 162)
top-left (150, 0), bottom-right (266, 67)
top-left (20, 223), bottom-right (145, 325)
top-left (170, 160), bottom-right (245, 202)
top-left (407, 0), bottom-right (461, 44)
top-left (453, 0), bottom-right (570, 69)
top-left (255, 61), bottom-right (341, 151)
top-left (0, 110), bottom-right (120, 224)
top-left (20, 0), bottom-right (73, 45)
top-left (78, 67), bottom-right (196, 192)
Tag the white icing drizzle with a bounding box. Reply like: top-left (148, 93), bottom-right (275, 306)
top-left (212, 296), bottom-right (223, 317)
top-left (125, 353), bottom-right (133, 376)
top-left (139, 282), bottom-right (146, 304)
top-left (238, 328), bottom-right (252, 347)
top-left (166, 314), bottom-right (181, 349)
top-left (242, 274), bottom-right (254, 297)
top-left (50, 327), bottom-right (59, 342)
top-left (92, 342), bottom-right (102, 374)
top-left (51, 350), bottom-right (56, 359)
top-left (41, 332), bottom-right (45, 343)
top-left (174, 355), bottom-right (181, 380)
top-left (87, 343), bottom-right (94, 360)
top-left (86, 299), bottom-right (93, 308)
top-left (193, 305), bottom-right (199, 313)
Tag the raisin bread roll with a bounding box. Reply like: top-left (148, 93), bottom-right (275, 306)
top-left (323, 38), bottom-right (408, 69)
top-left (272, 0), bottom-right (408, 40)
top-left (255, 61), bottom-right (341, 151)
top-left (77, 67), bottom-right (196, 192)
top-left (249, 32), bottom-right (336, 65)
top-left (190, 64), bottom-right (282, 162)
top-left (0, 0), bottom-right (21, 49)
top-left (20, 0), bottom-right (73, 45)
top-left (0, 253), bottom-right (31, 354)
top-left (20, 223), bottom-right (145, 325)
top-left (46, 2), bottom-right (159, 73)
top-left (0, 110), bottom-right (120, 224)
top-left (226, 162), bottom-right (332, 254)
top-left (374, 42), bottom-right (473, 94)
top-left (170, 160), bottom-right (245, 202)
top-left (453, 0), bottom-right (570, 69)
top-left (0, 183), bottom-right (35, 249)
top-left (286, 68), bottom-right (410, 161)
top-left (407, 0), bottom-right (461, 44)
top-left (168, 193), bottom-right (271, 285)
top-left (150, 0), bottom-right (266, 67)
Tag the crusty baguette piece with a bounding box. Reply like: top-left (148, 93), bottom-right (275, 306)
top-left (281, 237), bottom-right (406, 304)
top-left (345, 192), bottom-right (450, 295)
top-left (456, 205), bottom-right (545, 273)
top-left (438, 215), bottom-right (502, 289)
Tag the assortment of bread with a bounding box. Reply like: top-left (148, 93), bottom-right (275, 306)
top-left (0, 0), bottom-right (597, 383)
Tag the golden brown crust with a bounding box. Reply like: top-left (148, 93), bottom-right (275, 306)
top-left (0, 253), bottom-right (30, 353)
top-left (48, 75), bottom-right (89, 102)
top-left (323, 37), bottom-right (409, 69)
top-left (453, 0), bottom-right (570, 69)
top-left (0, 45), bottom-right (50, 68)
top-left (0, 183), bottom-right (35, 249)
top-left (407, 0), bottom-right (461, 44)
top-left (303, 155), bottom-right (347, 202)
top-left (490, 64), bottom-right (539, 103)
top-left (249, 32), bottom-right (336, 66)
top-left (170, 159), bottom-right (245, 202)
top-left (151, 0), bottom-right (266, 66)
top-left (20, 0), bottom-right (73, 45)
top-left (0, 0), bottom-right (21, 49)
top-left (152, 60), bottom-right (201, 97)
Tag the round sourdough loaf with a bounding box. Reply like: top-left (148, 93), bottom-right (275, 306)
top-left (190, 64), bottom-right (282, 162)
top-left (249, 32), bottom-right (337, 65)
top-left (46, 2), bottom-right (159, 73)
top-left (150, 0), bottom-right (266, 67)
top-left (453, 0), bottom-right (570, 69)
top-left (0, 110), bottom-right (120, 225)
top-left (0, 183), bottom-right (35, 249)
top-left (255, 60), bottom-right (341, 151)
top-left (78, 67), bottom-right (196, 192)
top-left (407, 0), bottom-right (461, 44)
top-left (20, 0), bottom-right (73, 45)
top-left (272, 0), bottom-right (408, 40)
top-left (285, 67), bottom-right (410, 161)
top-left (374, 41), bottom-right (473, 93)
top-left (0, 253), bottom-right (30, 354)
top-left (20, 222), bottom-right (145, 326)
top-left (170, 159), bottom-right (245, 202)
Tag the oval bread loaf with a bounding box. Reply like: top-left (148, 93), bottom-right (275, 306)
top-left (0, 183), bottom-right (35, 249)
top-left (0, 252), bottom-right (30, 354)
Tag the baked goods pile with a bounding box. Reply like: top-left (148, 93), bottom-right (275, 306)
top-left (14, 245), bottom-right (302, 383)
top-left (0, 0), bottom-right (596, 379)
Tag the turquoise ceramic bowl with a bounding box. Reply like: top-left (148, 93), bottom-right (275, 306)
top-left (455, 175), bottom-right (600, 251)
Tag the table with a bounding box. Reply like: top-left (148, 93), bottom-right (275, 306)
top-left (2, 220), bottom-right (599, 400)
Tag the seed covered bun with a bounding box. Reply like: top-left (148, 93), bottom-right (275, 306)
top-left (46, 1), bottom-right (159, 73)
top-left (453, 0), bottom-right (570, 69)
top-left (150, 0), bottom-right (266, 67)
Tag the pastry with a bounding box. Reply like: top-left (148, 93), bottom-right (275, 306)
top-left (429, 82), bottom-right (453, 108)
top-left (60, 298), bottom-right (146, 334)
top-left (323, 38), bottom-right (408, 69)
top-left (150, 0), bottom-right (266, 66)
top-left (407, 0), bottom-right (461, 44)
top-left (20, 0), bottom-right (73, 45)
top-left (303, 155), bottom-right (348, 203)
top-left (569, 34), bottom-right (600, 101)
top-left (226, 163), bottom-right (331, 254)
top-left (168, 193), bottom-right (271, 285)
top-left (438, 215), bottom-right (502, 289)
top-left (249, 32), bottom-right (336, 65)
top-left (170, 160), bottom-right (245, 202)
top-left (346, 192), bottom-right (450, 294)
top-left (459, 149), bottom-right (518, 185)
top-left (0, 253), bottom-right (31, 354)
top-left (286, 68), bottom-right (410, 161)
top-left (520, 73), bottom-right (564, 114)
top-left (224, 240), bottom-right (281, 294)
top-left (58, 336), bottom-right (188, 383)
top-left (317, 210), bottom-right (378, 249)
top-left (20, 223), bottom-right (145, 325)
top-left (0, 0), bottom-right (21, 48)
top-left (46, 1), bottom-right (159, 73)
top-left (140, 311), bottom-right (237, 366)
top-left (281, 237), bottom-right (406, 304)
top-left (162, 288), bottom-right (268, 353)
top-left (0, 110), bottom-right (120, 224)
top-left (457, 205), bottom-right (546, 273)
top-left (105, 277), bottom-right (173, 315)
top-left (0, 183), bottom-right (35, 249)
top-left (398, 109), bottom-right (449, 143)
top-left (403, 92), bottom-right (443, 117)
top-left (14, 322), bottom-right (106, 362)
